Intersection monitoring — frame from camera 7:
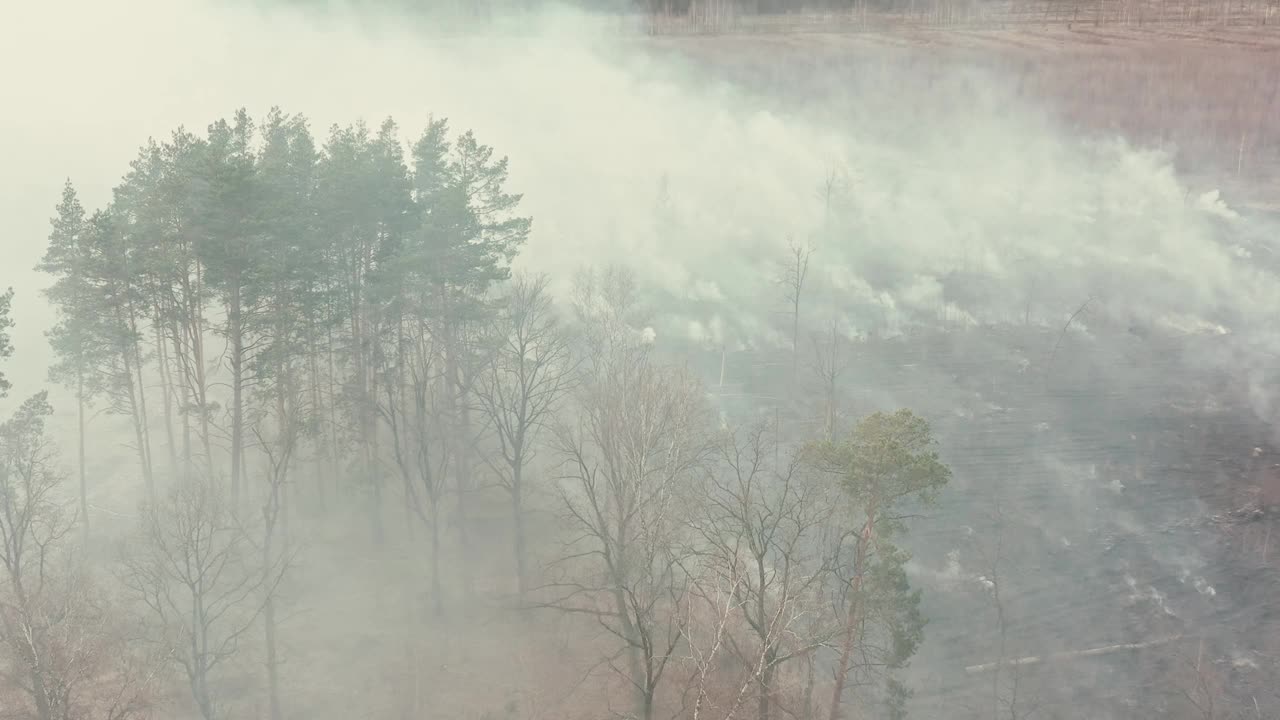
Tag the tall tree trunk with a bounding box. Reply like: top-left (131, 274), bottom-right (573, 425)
top-left (802, 652), bottom-right (816, 720)
top-left (430, 500), bottom-right (444, 617)
top-left (126, 305), bottom-right (155, 502)
top-left (351, 273), bottom-right (383, 545)
top-left (169, 314), bottom-right (193, 474)
top-left (229, 287), bottom-right (244, 506)
top-left (154, 318), bottom-right (179, 475)
top-left (186, 266), bottom-right (213, 478)
top-left (76, 368), bottom-right (88, 534)
top-left (827, 516), bottom-right (875, 720)
top-left (444, 340), bottom-right (475, 600)
top-left (325, 323), bottom-right (340, 501)
top-left (118, 309), bottom-right (154, 503)
top-left (759, 649), bottom-right (776, 720)
top-left (609, 578), bottom-right (645, 715)
top-left (512, 461), bottom-right (528, 595)
top-left (265, 595), bottom-right (281, 720)
top-left (307, 325), bottom-right (327, 510)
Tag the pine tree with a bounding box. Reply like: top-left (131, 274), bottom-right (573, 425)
top-left (409, 120), bottom-right (532, 595)
top-left (804, 409), bottom-right (950, 720)
top-left (196, 109), bottom-right (263, 504)
top-left (38, 180), bottom-right (97, 528)
top-left (315, 118), bottom-right (414, 542)
top-left (115, 131), bottom-right (211, 483)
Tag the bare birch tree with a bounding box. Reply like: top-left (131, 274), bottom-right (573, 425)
top-left (0, 392), bottom-right (78, 720)
top-left (0, 392), bottom-right (156, 720)
top-left (691, 422), bottom-right (843, 720)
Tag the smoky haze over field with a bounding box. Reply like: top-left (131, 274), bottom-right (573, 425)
top-left (2, 1), bottom-right (1279, 719)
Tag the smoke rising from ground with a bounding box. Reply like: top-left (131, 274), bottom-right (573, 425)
top-left (5, 1), bottom-right (1275, 381)
top-left (2, 1), bottom-right (1277, 717)
top-left (8, 2), bottom-right (1278, 385)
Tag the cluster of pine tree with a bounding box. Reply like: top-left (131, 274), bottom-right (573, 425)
top-left (7, 105), bottom-right (948, 720)
top-left (41, 108), bottom-right (527, 533)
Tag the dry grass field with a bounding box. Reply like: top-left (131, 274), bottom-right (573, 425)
top-left (632, 6), bottom-right (1280, 208)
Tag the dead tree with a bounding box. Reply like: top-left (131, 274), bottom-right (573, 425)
top-left (475, 273), bottom-right (576, 595)
top-left (120, 480), bottom-right (286, 720)
top-left (808, 321), bottom-right (850, 443)
top-left (778, 239), bottom-right (813, 379)
top-left (967, 499), bottom-right (1040, 720)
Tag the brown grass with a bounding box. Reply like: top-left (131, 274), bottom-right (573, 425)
top-left (641, 17), bottom-right (1280, 206)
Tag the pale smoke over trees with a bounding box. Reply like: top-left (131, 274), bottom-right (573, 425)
top-left (0, 100), bottom-right (958, 719)
top-left (2, 2), bottom-right (1275, 718)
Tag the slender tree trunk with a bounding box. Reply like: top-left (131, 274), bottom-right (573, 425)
top-left (229, 287), bottom-right (244, 506)
top-left (430, 500), bottom-right (444, 617)
top-left (169, 314), bottom-right (193, 473)
top-left (609, 578), bottom-right (645, 714)
top-left (445, 340), bottom-right (475, 600)
top-left (307, 325), bottom-right (327, 509)
top-left (263, 408), bottom-right (288, 720)
top-left (28, 644), bottom-right (53, 720)
top-left (0, 575), bottom-right (51, 720)
top-left (827, 516), bottom-right (875, 720)
top-left (351, 272), bottom-right (383, 545)
top-left (759, 656), bottom-right (776, 720)
top-left (275, 352), bottom-right (292, 548)
top-left (792, 297), bottom-right (801, 376)
top-left (512, 461), bottom-right (528, 595)
top-left (127, 306), bottom-right (155, 502)
top-left (263, 503), bottom-right (285, 720)
top-left (76, 368), bottom-right (88, 534)
top-left (802, 652), bottom-right (816, 720)
top-left (188, 267), bottom-right (214, 477)
top-left (325, 323), bottom-right (340, 500)
top-left (118, 312), bottom-right (153, 503)
top-left (265, 594), bottom-right (281, 720)
top-left (153, 314), bottom-right (178, 475)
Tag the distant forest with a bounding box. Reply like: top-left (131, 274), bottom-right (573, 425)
top-left (264, 0), bottom-right (1280, 29)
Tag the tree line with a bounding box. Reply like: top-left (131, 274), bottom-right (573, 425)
top-left (0, 106), bottom-right (951, 720)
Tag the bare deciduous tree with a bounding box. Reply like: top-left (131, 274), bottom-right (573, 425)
top-left (251, 400), bottom-right (304, 720)
top-left (476, 273), bottom-right (576, 595)
top-left (543, 268), bottom-right (710, 720)
top-left (0, 392), bottom-right (156, 720)
top-left (0, 392), bottom-right (77, 720)
top-left (120, 480), bottom-right (286, 720)
top-left (378, 321), bottom-right (452, 617)
top-left (691, 422), bottom-right (843, 720)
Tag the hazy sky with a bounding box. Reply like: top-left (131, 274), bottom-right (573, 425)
top-left (4, 0), bottom-right (1275, 415)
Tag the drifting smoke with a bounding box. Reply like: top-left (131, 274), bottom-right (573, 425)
top-left (7, 0), bottom-right (1279, 386)
top-left (2, 1), bottom-right (1277, 717)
